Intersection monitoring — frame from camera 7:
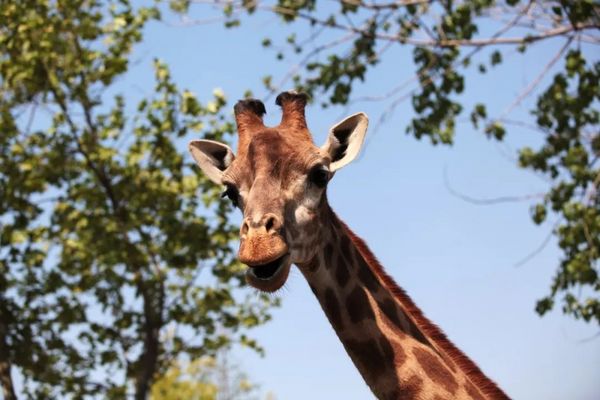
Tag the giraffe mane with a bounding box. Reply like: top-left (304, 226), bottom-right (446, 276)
top-left (333, 213), bottom-right (509, 400)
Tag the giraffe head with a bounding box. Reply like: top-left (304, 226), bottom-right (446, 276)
top-left (189, 92), bottom-right (368, 292)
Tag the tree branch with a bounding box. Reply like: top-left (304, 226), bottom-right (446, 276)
top-left (513, 220), bottom-right (558, 268)
top-left (0, 308), bottom-right (17, 400)
top-left (343, 0), bottom-right (431, 10)
top-left (444, 167), bottom-right (545, 205)
top-left (256, 2), bottom-right (598, 47)
top-left (499, 36), bottom-right (573, 119)
top-left (263, 32), bottom-right (357, 100)
top-left (134, 279), bottom-right (164, 400)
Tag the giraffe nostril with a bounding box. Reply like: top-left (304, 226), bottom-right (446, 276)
top-left (243, 214), bottom-right (281, 235)
top-left (265, 216), bottom-right (275, 233)
top-left (241, 221), bottom-right (249, 236)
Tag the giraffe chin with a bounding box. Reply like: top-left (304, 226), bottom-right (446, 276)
top-left (245, 255), bottom-right (291, 293)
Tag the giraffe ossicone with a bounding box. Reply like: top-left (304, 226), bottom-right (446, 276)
top-left (189, 92), bottom-right (509, 400)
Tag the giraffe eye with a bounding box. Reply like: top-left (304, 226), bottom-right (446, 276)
top-left (221, 184), bottom-right (239, 208)
top-left (308, 166), bottom-right (330, 188)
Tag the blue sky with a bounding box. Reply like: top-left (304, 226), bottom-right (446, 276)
top-left (96, 4), bottom-right (599, 399)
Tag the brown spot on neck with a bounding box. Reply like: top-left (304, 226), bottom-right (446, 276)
top-left (343, 337), bottom-right (399, 396)
top-left (335, 253), bottom-right (350, 288)
top-left (339, 234), bottom-right (353, 261)
top-left (324, 288), bottom-right (344, 331)
top-left (412, 347), bottom-right (459, 395)
top-left (323, 242), bottom-right (334, 266)
top-left (345, 286), bottom-right (375, 324)
top-left (397, 375), bottom-right (423, 399)
top-left (303, 255), bottom-right (320, 273)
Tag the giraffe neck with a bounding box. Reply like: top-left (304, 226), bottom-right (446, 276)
top-left (297, 210), bottom-right (508, 400)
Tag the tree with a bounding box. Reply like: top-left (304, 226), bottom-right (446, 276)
top-left (151, 350), bottom-right (261, 400)
top-left (0, 1), bottom-right (276, 398)
top-left (151, 358), bottom-right (220, 400)
top-left (174, 0), bottom-right (600, 324)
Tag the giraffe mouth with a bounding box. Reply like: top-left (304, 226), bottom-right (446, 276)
top-left (246, 254), bottom-right (291, 292)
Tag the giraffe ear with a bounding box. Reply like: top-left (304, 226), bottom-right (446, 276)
top-left (321, 112), bottom-right (369, 172)
top-left (189, 140), bottom-right (235, 184)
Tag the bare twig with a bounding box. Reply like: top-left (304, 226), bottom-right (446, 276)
top-left (195, 0), bottom-right (598, 47)
top-left (25, 103), bottom-right (37, 135)
top-left (513, 220), bottom-right (559, 268)
top-left (165, 13), bottom-right (240, 26)
top-left (499, 36), bottom-right (574, 119)
top-left (577, 330), bottom-right (600, 343)
top-left (348, 0), bottom-right (431, 10)
top-left (263, 32), bottom-right (357, 100)
top-left (352, 1), bottom-right (534, 107)
top-left (263, 3), bottom-right (598, 47)
top-left (443, 167), bottom-right (545, 205)
top-left (498, 118), bottom-right (550, 134)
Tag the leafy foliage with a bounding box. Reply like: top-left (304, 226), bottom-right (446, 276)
top-left (522, 51), bottom-right (599, 323)
top-left (175, 0), bottom-right (599, 324)
top-left (151, 352), bottom-right (260, 400)
top-left (0, 1), bottom-right (276, 398)
top-left (152, 358), bottom-right (220, 400)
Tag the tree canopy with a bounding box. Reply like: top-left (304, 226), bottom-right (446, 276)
top-left (175, 0), bottom-right (600, 325)
top-left (0, 1), bottom-right (275, 398)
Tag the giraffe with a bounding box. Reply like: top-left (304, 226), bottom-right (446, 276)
top-left (189, 91), bottom-right (509, 400)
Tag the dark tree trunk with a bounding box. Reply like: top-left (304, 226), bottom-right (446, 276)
top-left (0, 319), bottom-right (17, 400)
top-left (134, 323), bottom-right (159, 400)
top-left (134, 281), bottom-right (164, 400)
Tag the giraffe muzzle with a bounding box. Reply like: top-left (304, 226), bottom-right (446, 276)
top-left (238, 231), bottom-right (288, 265)
top-left (237, 210), bottom-right (291, 291)
top-left (245, 253), bottom-right (291, 292)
